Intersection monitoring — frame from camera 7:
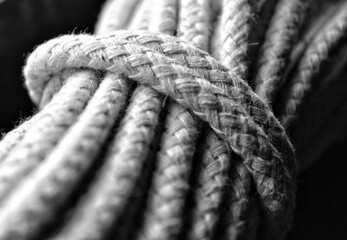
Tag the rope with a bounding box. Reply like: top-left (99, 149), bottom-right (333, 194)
top-left (254, 0), bottom-right (310, 104)
top-left (0, 71), bottom-right (98, 203)
top-left (275, 1), bottom-right (347, 127)
top-left (219, 0), bottom-right (254, 80)
top-left (22, 30), bottom-right (295, 239)
top-left (5, 1), bottom-right (347, 240)
top-left (94, 0), bottom-right (140, 34)
top-left (289, 38), bottom-right (347, 170)
top-left (178, 0), bottom-right (211, 51)
top-left (132, 1), bottom-right (199, 240)
top-left (0, 73), bottom-right (129, 239)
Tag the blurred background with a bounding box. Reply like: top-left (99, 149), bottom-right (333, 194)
top-left (0, 0), bottom-right (346, 239)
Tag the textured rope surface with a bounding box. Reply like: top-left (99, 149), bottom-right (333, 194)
top-left (276, 1), bottom-right (347, 127)
top-left (219, 0), bottom-right (253, 80)
top-left (254, 0), bottom-right (309, 104)
top-left (131, 1), bottom-right (199, 239)
top-left (0, 71), bottom-right (98, 202)
top-left (23, 30), bottom-right (296, 238)
top-left (2, 1), bottom-right (347, 240)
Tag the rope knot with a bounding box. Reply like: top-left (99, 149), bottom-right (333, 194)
top-left (24, 30), bottom-right (296, 238)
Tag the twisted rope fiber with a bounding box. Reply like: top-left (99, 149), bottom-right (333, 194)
top-left (276, 1), bottom-right (347, 127)
top-left (0, 69), bottom-right (97, 163)
top-left (0, 116), bottom-right (34, 163)
top-left (254, 0), bottom-right (310, 104)
top-left (188, 133), bottom-right (233, 240)
top-left (0, 72), bottom-right (130, 239)
top-left (147, 0), bottom-right (178, 35)
top-left (212, 1), bottom-right (260, 238)
top-left (128, 0), bottom-right (153, 31)
top-left (23, 30), bottom-right (296, 237)
top-left (0, 71), bottom-right (99, 203)
top-left (25, 1), bottom-right (189, 239)
top-left (175, 1), bottom-right (231, 239)
top-left (129, 2), bottom-right (230, 239)
top-left (178, 0), bottom-right (211, 52)
top-left (219, 0), bottom-right (254, 80)
top-left (46, 84), bottom-right (159, 240)
top-left (94, 0), bottom-right (140, 34)
top-left (25, 32), bottom-right (295, 164)
top-left (289, 42), bottom-right (347, 170)
top-left (122, 1), bottom-right (200, 239)
top-left (133, 1), bottom-right (203, 239)
top-left (185, 1), bottom-right (259, 238)
top-left (36, 1), bottom-right (166, 239)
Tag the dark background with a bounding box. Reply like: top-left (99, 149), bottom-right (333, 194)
top-left (0, 1), bottom-right (346, 239)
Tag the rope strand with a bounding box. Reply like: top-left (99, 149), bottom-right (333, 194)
top-left (23, 31), bottom-right (295, 237)
top-left (220, 0), bottom-right (254, 80)
top-left (254, 0), bottom-right (310, 104)
top-left (0, 72), bottom-right (129, 239)
top-left (47, 84), bottom-right (161, 240)
top-left (0, 71), bottom-right (98, 202)
top-left (276, 1), bottom-right (347, 127)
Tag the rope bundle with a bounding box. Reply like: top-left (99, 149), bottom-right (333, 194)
top-left (0, 0), bottom-right (346, 239)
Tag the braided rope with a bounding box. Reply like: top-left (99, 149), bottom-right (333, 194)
top-left (0, 116), bottom-right (34, 163)
top-left (94, 0), bottom-right (140, 34)
top-left (148, 0), bottom-right (178, 35)
top-left (128, 0), bottom-right (153, 31)
top-left (276, 2), bottom-right (347, 127)
top-left (211, 2), bottom-right (258, 237)
top-left (0, 71), bottom-right (98, 202)
top-left (46, 84), bottom-right (160, 240)
top-left (216, 154), bottom-right (260, 240)
top-left (139, 102), bottom-right (198, 240)
top-left (291, 42), bottom-right (347, 170)
top-left (219, 0), bottom-right (254, 80)
top-left (178, 0), bottom-right (211, 51)
top-left (254, 0), bottom-right (309, 104)
top-left (0, 70), bottom-right (92, 163)
top-left (1, 1), bottom-right (347, 240)
top-left (189, 2), bottom-right (256, 237)
top-left (38, 1), bottom-right (164, 239)
top-left (25, 32), bottom-right (294, 162)
top-left (0, 73), bottom-right (130, 239)
top-left (132, 1), bottom-right (200, 239)
top-left (187, 133), bottom-right (231, 240)
top-left (23, 30), bottom-right (295, 237)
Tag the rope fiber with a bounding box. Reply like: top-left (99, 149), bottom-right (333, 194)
top-left (0, 0), bottom-right (347, 239)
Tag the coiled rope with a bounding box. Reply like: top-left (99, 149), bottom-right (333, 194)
top-left (0, 0), bottom-right (347, 240)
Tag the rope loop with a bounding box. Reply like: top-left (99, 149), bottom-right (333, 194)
top-left (24, 30), bottom-right (296, 237)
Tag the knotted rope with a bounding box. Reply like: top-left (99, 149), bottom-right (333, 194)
top-left (0, 27), bottom-right (295, 239)
top-left (0, 0), bottom-right (347, 240)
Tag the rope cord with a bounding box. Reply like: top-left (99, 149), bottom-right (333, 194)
top-left (254, 0), bottom-right (310, 104)
top-left (0, 71), bottom-right (98, 203)
top-left (130, 1), bottom-right (200, 240)
top-left (6, 0), bottom-right (347, 239)
top-left (276, 1), bottom-right (347, 127)
top-left (23, 29), bottom-right (295, 239)
top-left (290, 42), bottom-right (347, 170)
top-left (219, 0), bottom-right (253, 80)
top-left (0, 73), bottom-right (129, 239)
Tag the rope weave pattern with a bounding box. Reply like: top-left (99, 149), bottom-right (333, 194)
top-left (220, 0), bottom-right (253, 80)
top-left (254, 0), bottom-right (309, 104)
top-left (3, 0), bottom-right (347, 239)
top-left (23, 30), bottom-right (295, 238)
top-left (133, 1), bottom-right (199, 239)
top-left (0, 71), bottom-right (98, 202)
top-left (0, 73), bottom-right (129, 239)
top-left (276, 1), bottom-right (347, 127)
